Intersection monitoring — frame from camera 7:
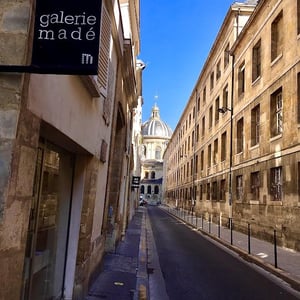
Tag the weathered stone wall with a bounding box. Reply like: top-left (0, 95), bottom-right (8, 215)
top-left (0, 1), bottom-right (38, 299)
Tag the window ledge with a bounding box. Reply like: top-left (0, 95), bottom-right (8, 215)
top-left (80, 75), bottom-right (101, 97)
top-left (271, 53), bottom-right (283, 67)
top-left (270, 134), bottom-right (282, 142)
top-left (252, 76), bottom-right (261, 86)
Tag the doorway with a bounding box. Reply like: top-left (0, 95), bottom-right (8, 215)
top-left (22, 141), bottom-right (74, 300)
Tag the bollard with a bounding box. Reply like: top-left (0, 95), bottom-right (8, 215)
top-left (209, 215), bottom-right (211, 234)
top-left (274, 230), bottom-right (278, 268)
top-left (248, 223), bottom-right (251, 254)
top-left (201, 214), bottom-right (204, 229)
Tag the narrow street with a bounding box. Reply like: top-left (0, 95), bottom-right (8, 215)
top-left (147, 206), bottom-right (300, 300)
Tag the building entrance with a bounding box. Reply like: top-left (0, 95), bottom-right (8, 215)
top-left (22, 141), bottom-right (74, 300)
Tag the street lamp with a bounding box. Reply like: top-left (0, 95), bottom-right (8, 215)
top-left (218, 105), bottom-right (233, 234)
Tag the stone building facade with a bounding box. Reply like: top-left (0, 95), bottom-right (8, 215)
top-left (0, 0), bottom-right (142, 299)
top-left (164, 0), bottom-right (300, 251)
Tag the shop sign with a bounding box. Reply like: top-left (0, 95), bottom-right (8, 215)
top-left (132, 176), bottom-right (141, 188)
top-left (31, 0), bottom-right (102, 74)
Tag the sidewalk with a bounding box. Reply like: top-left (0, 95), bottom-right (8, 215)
top-left (86, 207), bottom-right (149, 300)
top-left (87, 205), bottom-right (300, 300)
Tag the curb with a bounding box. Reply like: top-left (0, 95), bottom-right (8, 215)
top-left (135, 208), bottom-right (149, 300)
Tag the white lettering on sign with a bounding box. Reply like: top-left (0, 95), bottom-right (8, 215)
top-left (81, 53), bottom-right (93, 65)
top-left (38, 11), bottom-right (97, 41)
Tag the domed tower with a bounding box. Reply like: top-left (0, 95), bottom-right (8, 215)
top-left (140, 104), bottom-right (173, 205)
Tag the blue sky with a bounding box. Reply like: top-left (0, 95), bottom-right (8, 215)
top-left (140, 0), bottom-right (235, 130)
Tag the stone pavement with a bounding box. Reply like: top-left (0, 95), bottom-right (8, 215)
top-left (86, 207), bottom-right (149, 300)
top-left (87, 205), bottom-right (300, 300)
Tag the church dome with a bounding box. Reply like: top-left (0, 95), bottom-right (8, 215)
top-left (142, 104), bottom-right (173, 138)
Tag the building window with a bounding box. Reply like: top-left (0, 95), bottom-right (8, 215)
top-left (216, 60), bottom-right (221, 80)
top-left (298, 73), bottom-right (300, 123)
top-left (238, 61), bottom-right (245, 97)
top-left (154, 185), bottom-right (159, 194)
top-left (145, 171), bottom-right (149, 179)
top-left (250, 172), bottom-right (260, 200)
top-left (237, 118), bottom-right (244, 153)
top-left (270, 88), bottom-right (283, 137)
top-left (215, 97), bottom-right (220, 124)
top-left (151, 171), bottom-right (155, 179)
top-left (195, 155), bottom-right (198, 174)
top-left (223, 84), bottom-right (229, 110)
top-left (197, 96), bottom-right (201, 112)
top-left (202, 116), bottom-right (205, 137)
top-left (213, 138), bottom-right (218, 165)
top-left (270, 167), bottom-right (282, 201)
top-left (187, 162), bottom-right (189, 177)
top-left (251, 104), bottom-right (260, 146)
top-left (196, 124), bottom-right (199, 142)
top-left (224, 43), bottom-right (230, 68)
top-left (141, 185), bottom-right (144, 194)
top-left (199, 184), bottom-right (203, 200)
top-left (209, 106), bottom-right (213, 128)
top-left (220, 179), bottom-right (226, 201)
top-left (210, 71), bottom-right (214, 90)
top-left (212, 181), bottom-right (218, 201)
top-left (155, 147), bottom-right (162, 159)
top-left (203, 86), bottom-right (206, 104)
top-left (221, 131), bottom-right (227, 161)
top-left (206, 183), bottom-right (211, 200)
top-left (147, 185), bottom-right (151, 194)
top-left (208, 144), bottom-right (212, 168)
top-left (236, 175), bottom-right (243, 201)
top-left (200, 150), bottom-right (204, 171)
top-left (252, 39), bottom-right (261, 82)
top-left (298, 0), bottom-right (300, 35)
top-left (271, 11), bottom-right (283, 62)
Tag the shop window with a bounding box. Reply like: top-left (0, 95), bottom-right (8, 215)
top-left (147, 185), bottom-right (151, 194)
top-left (154, 185), bottom-right (159, 194)
top-left (141, 185), bottom-right (145, 194)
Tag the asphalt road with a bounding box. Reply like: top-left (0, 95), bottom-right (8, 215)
top-left (147, 206), bottom-right (300, 300)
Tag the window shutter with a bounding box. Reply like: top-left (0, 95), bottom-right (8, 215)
top-left (98, 4), bottom-right (111, 95)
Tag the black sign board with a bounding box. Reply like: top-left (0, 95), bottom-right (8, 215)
top-left (132, 176), bottom-right (141, 187)
top-left (31, 0), bottom-right (102, 75)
